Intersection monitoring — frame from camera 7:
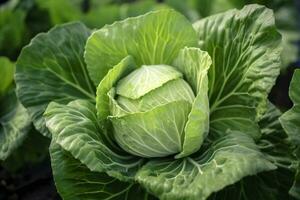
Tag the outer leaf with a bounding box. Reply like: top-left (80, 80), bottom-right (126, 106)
top-left (136, 132), bottom-right (276, 200)
top-left (0, 90), bottom-right (31, 160)
top-left (290, 169), bottom-right (300, 198)
top-left (2, 128), bottom-right (49, 172)
top-left (85, 9), bottom-right (198, 85)
top-left (15, 22), bottom-right (95, 137)
top-left (96, 56), bottom-right (137, 121)
top-left (208, 102), bottom-right (298, 200)
top-left (280, 70), bottom-right (300, 146)
top-left (44, 99), bottom-right (143, 181)
top-left (193, 5), bottom-right (281, 138)
top-left (0, 57), bottom-right (14, 96)
top-left (258, 103), bottom-right (297, 169)
top-left (208, 169), bottom-right (295, 200)
top-left (50, 142), bottom-right (157, 200)
top-left (280, 69), bottom-right (300, 198)
top-left (259, 102), bottom-right (299, 199)
top-left (172, 47), bottom-right (211, 158)
top-left (110, 101), bottom-right (191, 158)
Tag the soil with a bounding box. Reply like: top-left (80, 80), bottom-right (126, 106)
top-left (0, 158), bottom-right (61, 200)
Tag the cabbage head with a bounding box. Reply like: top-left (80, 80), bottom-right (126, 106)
top-left (15, 4), bottom-right (300, 200)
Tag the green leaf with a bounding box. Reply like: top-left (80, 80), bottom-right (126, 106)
top-left (50, 142), bottom-right (157, 200)
top-left (110, 101), bottom-right (191, 158)
top-left (15, 22), bottom-right (95, 137)
top-left (83, 3), bottom-right (121, 29)
top-left (209, 102), bottom-right (298, 200)
top-left (172, 47), bottom-right (211, 158)
top-left (193, 5), bottom-right (281, 139)
top-left (280, 30), bottom-right (299, 68)
top-left (258, 104), bottom-right (296, 170)
top-left (279, 69), bottom-right (300, 198)
top-left (96, 56), bottom-right (137, 121)
top-left (200, 0), bottom-right (245, 17)
top-left (259, 102), bottom-right (283, 136)
top-left (165, 0), bottom-right (200, 22)
top-left (0, 57), bottom-right (14, 96)
top-left (0, 90), bottom-right (31, 160)
top-left (290, 169), bottom-right (300, 198)
top-left (1, 128), bottom-right (49, 172)
top-left (116, 65), bottom-right (182, 100)
top-left (0, 9), bottom-right (25, 57)
top-left (275, 6), bottom-right (300, 68)
top-left (280, 70), bottom-right (300, 146)
top-left (84, 0), bottom-right (163, 29)
top-left (136, 132), bottom-right (276, 200)
top-left (44, 99), bottom-right (143, 181)
top-left (36, 0), bottom-right (82, 25)
top-left (85, 9), bottom-right (198, 86)
top-left (208, 169), bottom-right (295, 200)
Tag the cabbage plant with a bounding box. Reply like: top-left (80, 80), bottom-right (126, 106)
top-left (15, 4), bottom-right (300, 200)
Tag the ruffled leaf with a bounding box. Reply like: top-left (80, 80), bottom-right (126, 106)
top-left (50, 142), bottom-right (157, 200)
top-left (136, 132), bottom-right (276, 200)
top-left (44, 99), bottom-right (143, 181)
top-left (85, 9), bottom-right (198, 85)
top-left (193, 5), bottom-right (281, 138)
top-left (280, 69), bottom-right (300, 198)
top-left (15, 22), bottom-right (95, 137)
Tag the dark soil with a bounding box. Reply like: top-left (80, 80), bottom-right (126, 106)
top-left (0, 158), bottom-right (61, 200)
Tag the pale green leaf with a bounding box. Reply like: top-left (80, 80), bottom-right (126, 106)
top-left (116, 65), bottom-right (182, 99)
top-left (44, 99), bottom-right (143, 181)
top-left (136, 132), bottom-right (276, 200)
top-left (96, 56), bottom-right (137, 121)
top-left (172, 47), bottom-right (211, 93)
top-left (193, 5), bottom-right (281, 139)
top-left (172, 47), bottom-right (211, 158)
top-left (50, 142), bottom-right (157, 200)
top-left (110, 101), bottom-right (191, 158)
top-left (108, 88), bottom-right (129, 117)
top-left (85, 9), bottom-right (198, 85)
top-left (117, 79), bottom-right (195, 113)
top-left (15, 22), bottom-right (95, 137)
